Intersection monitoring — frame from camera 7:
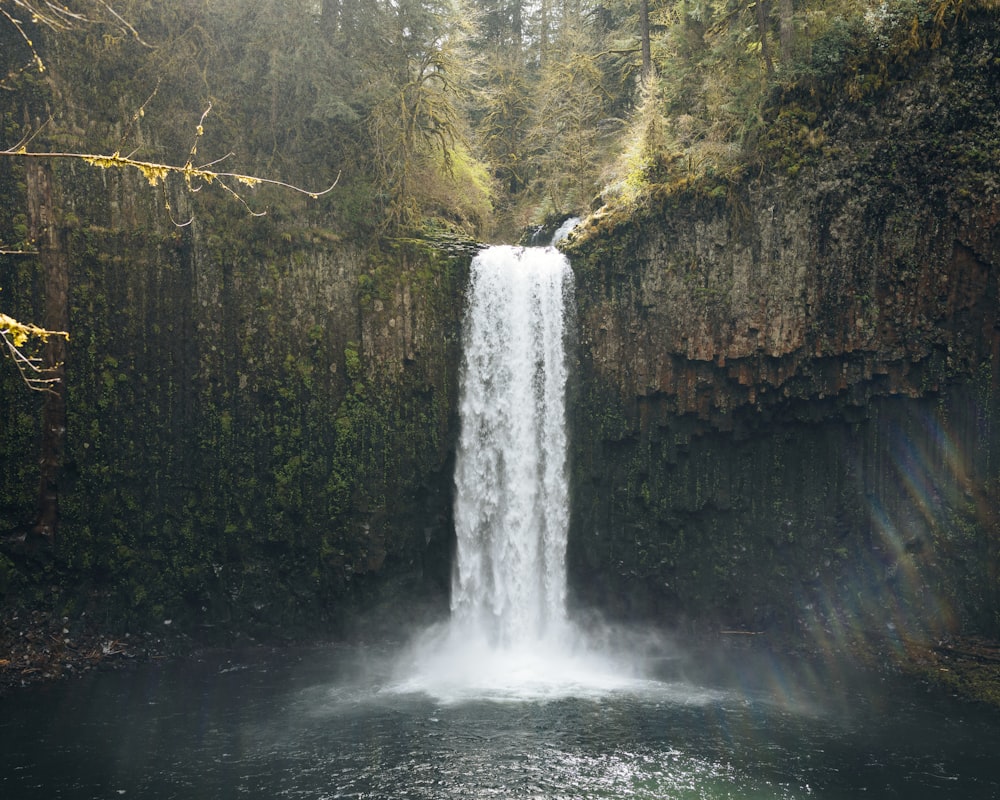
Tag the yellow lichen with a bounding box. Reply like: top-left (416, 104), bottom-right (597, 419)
top-left (0, 311), bottom-right (69, 347)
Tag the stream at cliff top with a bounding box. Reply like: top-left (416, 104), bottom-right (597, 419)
top-left (4, 239), bottom-right (999, 798)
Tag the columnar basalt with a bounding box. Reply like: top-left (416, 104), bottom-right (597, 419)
top-left (565, 14), bottom-right (1000, 641)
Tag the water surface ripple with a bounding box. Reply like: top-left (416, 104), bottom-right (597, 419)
top-left (2, 643), bottom-right (998, 800)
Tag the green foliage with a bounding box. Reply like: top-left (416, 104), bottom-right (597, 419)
top-left (1, 0), bottom-right (493, 236)
top-left (586, 0), bottom-right (999, 216)
top-left (3, 0), bottom-right (995, 233)
top-left (601, 75), bottom-right (675, 208)
top-left (366, 0), bottom-right (487, 231)
top-left (475, 50), bottom-right (534, 199)
top-left (523, 18), bottom-right (621, 222)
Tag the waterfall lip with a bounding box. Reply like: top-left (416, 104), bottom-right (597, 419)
top-left (550, 217), bottom-right (581, 246)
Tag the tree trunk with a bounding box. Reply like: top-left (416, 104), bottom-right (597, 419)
top-left (320, 0), bottom-right (339, 33)
top-left (25, 160), bottom-right (68, 546)
top-left (539, 0), bottom-right (550, 66)
top-left (511, 0), bottom-right (523, 46)
top-left (779, 0), bottom-right (794, 63)
top-left (755, 0), bottom-right (775, 78)
top-left (639, 0), bottom-right (652, 80)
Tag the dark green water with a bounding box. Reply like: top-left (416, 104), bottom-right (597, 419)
top-left (1, 640), bottom-right (998, 799)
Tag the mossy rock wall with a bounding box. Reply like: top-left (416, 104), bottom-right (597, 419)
top-left (566, 14), bottom-right (1000, 642)
top-left (569, 382), bottom-right (1000, 641)
top-left (1, 164), bottom-right (466, 638)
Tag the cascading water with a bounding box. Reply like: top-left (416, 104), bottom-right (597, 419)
top-left (450, 244), bottom-right (573, 648)
top-left (397, 225), bottom-right (643, 701)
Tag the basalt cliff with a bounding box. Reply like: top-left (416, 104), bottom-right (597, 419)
top-left (565, 12), bottom-right (1000, 644)
top-left (1, 10), bottom-right (999, 654)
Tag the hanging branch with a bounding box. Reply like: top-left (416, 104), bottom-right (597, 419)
top-left (1, 107), bottom-right (340, 207)
top-left (0, 312), bottom-right (68, 393)
top-left (0, 4), bottom-right (48, 80)
top-left (1, 103), bottom-right (339, 227)
top-left (0, 0), bottom-right (150, 89)
top-left (0, 142), bottom-right (340, 202)
top-left (0, 104), bottom-right (338, 385)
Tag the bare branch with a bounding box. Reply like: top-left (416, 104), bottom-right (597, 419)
top-left (92, 0), bottom-right (150, 47)
top-left (1, 101), bottom-right (339, 383)
top-left (15, 0), bottom-right (89, 29)
top-left (1, 105), bottom-right (341, 210)
top-left (0, 5), bottom-right (46, 81)
top-left (0, 313), bottom-right (68, 393)
top-left (118, 81), bottom-right (160, 151)
top-left (1, 0), bottom-right (152, 90)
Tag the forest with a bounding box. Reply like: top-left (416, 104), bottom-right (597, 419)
top-left (2, 0), bottom-right (989, 245)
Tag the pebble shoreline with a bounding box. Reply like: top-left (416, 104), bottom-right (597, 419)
top-left (0, 607), bottom-right (156, 694)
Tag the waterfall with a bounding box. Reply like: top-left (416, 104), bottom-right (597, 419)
top-left (451, 244), bottom-right (573, 647)
top-left (398, 225), bottom-right (644, 700)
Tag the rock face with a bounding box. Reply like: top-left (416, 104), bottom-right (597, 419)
top-left (0, 170), bottom-right (467, 636)
top-left (2, 13), bottom-right (999, 647)
top-left (564, 14), bottom-right (1000, 642)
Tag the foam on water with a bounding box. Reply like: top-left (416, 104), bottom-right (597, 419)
top-left (394, 621), bottom-right (661, 703)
